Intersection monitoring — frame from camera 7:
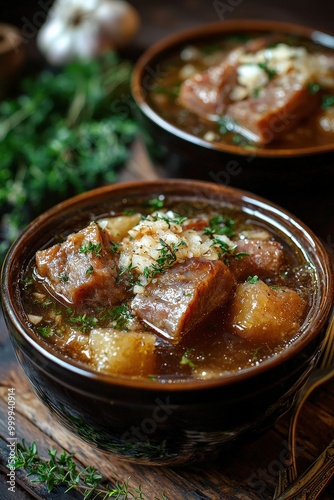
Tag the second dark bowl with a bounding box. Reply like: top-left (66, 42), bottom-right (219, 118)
top-left (132, 20), bottom-right (334, 235)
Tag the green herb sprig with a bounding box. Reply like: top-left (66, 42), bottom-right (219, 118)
top-left (143, 239), bottom-right (186, 281)
top-left (180, 349), bottom-right (196, 368)
top-left (67, 311), bottom-right (98, 333)
top-left (203, 215), bottom-right (235, 238)
top-left (0, 52), bottom-right (138, 266)
top-left (13, 440), bottom-right (168, 499)
top-left (106, 304), bottom-right (133, 331)
top-left (79, 242), bottom-right (103, 257)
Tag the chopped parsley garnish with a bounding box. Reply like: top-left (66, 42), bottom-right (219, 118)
top-left (37, 326), bottom-right (54, 338)
top-left (79, 241), bottom-right (102, 257)
top-left (232, 134), bottom-right (243, 144)
top-left (58, 273), bottom-right (69, 282)
top-left (42, 298), bottom-right (54, 308)
top-left (107, 304), bottom-right (133, 330)
top-left (109, 241), bottom-right (120, 254)
top-left (321, 94), bottom-right (334, 110)
top-left (86, 265), bottom-right (94, 275)
top-left (211, 238), bottom-right (248, 261)
top-left (247, 275), bottom-right (259, 284)
top-left (257, 62), bottom-right (277, 80)
top-left (218, 115), bottom-right (236, 135)
top-left (116, 262), bottom-right (138, 286)
top-left (203, 215), bottom-right (236, 238)
top-left (147, 196), bottom-right (165, 211)
top-left (211, 237), bottom-right (234, 254)
top-left (180, 349), bottom-right (196, 368)
top-left (308, 82), bottom-right (321, 94)
top-left (143, 239), bottom-right (186, 281)
top-left (149, 212), bottom-right (187, 227)
top-left (270, 285), bottom-right (281, 291)
top-left (252, 348), bottom-right (260, 360)
top-left (68, 313), bottom-right (98, 332)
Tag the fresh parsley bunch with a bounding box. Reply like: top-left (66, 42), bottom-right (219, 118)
top-left (0, 52), bottom-right (138, 265)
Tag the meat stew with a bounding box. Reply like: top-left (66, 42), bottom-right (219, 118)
top-left (22, 196), bottom-right (315, 381)
top-left (148, 31), bottom-right (334, 149)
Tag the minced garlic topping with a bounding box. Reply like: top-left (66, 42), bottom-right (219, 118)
top-left (230, 43), bottom-right (327, 101)
top-left (118, 211), bottom-right (234, 293)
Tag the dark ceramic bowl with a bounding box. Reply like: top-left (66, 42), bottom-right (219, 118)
top-left (132, 20), bottom-right (334, 235)
top-left (1, 180), bottom-right (333, 465)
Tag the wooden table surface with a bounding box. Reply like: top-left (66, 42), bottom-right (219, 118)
top-left (1, 2), bottom-right (334, 499)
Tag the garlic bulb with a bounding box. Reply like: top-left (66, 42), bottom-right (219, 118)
top-left (37, 0), bottom-right (140, 65)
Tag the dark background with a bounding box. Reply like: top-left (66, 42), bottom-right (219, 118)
top-left (1, 0), bottom-right (334, 52)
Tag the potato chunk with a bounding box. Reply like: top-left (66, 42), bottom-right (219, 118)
top-left (88, 328), bottom-right (156, 376)
top-left (228, 280), bottom-right (306, 341)
top-left (97, 214), bottom-right (141, 242)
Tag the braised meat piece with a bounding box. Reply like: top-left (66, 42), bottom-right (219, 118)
top-left (226, 72), bottom-right (320, 144)
top-left (179, 48), bottom-right (240, 120)
top-left (228, 239), bottom-right (285, 281)
top-left (36, 222), bottom-right (128, 308)
top-left (131, 258), bottom-right (236, 344)
top-left (178, 36), bottom-right (283, 121)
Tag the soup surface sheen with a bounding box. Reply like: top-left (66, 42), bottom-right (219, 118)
top-left (148, 31), bottom-right (334, 150)
top-left (22, 196), bottom-right (315, 382)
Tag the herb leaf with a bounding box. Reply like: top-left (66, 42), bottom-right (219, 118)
top-left (144, 239), bottom-right (186, 281)
top-left (203, 215), bottom-right (235, 238)
top-left (321, 94), bottom-right (334, 110)
top-left (79, 241), bottom-right (102, 257)
top-left (13, 439), bottom-right (168, 499)
top-left (0, 52), bottom-right (138, 267)
top-left (247, 275), bottom-right (259, 284)
top-left (308, 82), bottom-right (321, 94)
top-left (107, 304), bottom-right (133, 330)
top-left (180, 349), bottom-right (196, 368)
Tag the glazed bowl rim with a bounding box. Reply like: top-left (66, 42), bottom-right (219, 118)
top-left (132, 18), bottom-right (334, 158)
top-left (2, 179), bottom-right (333, 392)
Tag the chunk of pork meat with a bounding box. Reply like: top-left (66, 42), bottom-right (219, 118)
top-left (179, 35), bottom-right (283, 120)
top-left (131, 258), bottom-right (236, 344)
top-left (35, 222), bottom-right (128, 308)
top-left (179, 50), bottom-right (239, 119)
top-left (226, 72), bottom-right (320, 144)
top-left (228, 239), bottom-right (285, 281)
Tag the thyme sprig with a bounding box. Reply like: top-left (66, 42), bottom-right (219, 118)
top-left (105, 304), bottom-right (133, 331)
top-left (149, 212), bottom-right (187, 228)
top-left (202, 215), bottom-right (235, 238)
top-left (67, 310), bottom-right (99, 332)
top-left (79, 241), bottom-right (103, 257)
top-left (0, 52), bottom-right (138, 267)
top-left (143, 239), bottom-right (186, 281)
top-left (13, 440), bottom-right (168, 499)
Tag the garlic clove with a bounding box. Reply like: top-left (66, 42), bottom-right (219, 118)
top-left (37, 0), bottom-right (140, 65)
top-left (95, 1), bottom-right (140, 46)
